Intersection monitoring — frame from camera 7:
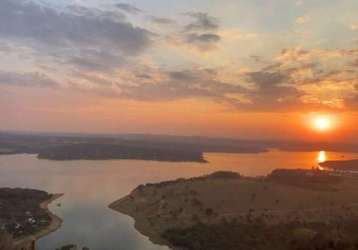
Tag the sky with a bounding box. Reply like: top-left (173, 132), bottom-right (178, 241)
top-left (0, 0), bottom-right (358, 141)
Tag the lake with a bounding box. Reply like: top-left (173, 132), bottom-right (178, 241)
top-left (1, 150), bottom-right (358, 250)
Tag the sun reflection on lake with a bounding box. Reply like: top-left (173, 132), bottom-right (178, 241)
top-left (318, 151), bottom-right (326, 164)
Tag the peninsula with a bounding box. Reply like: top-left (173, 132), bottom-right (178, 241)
top-left (37, 143), bottom-right (207, 163)
top-left (321, 159), bottom-right (358, 172)
top-left (0, 188), bottom-right (62, 249)
top-left (110, 170), bottom-right (358, 250)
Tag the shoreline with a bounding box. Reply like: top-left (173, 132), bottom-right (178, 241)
top-left (14, 193), bottom-right (64, 247)
top-left (109, 200), bottom-right (169, 247)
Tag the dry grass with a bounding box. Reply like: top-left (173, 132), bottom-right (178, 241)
top-left (110, 170), bottom-right (358, 245)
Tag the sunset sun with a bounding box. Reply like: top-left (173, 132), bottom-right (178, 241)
top-left (312, 115), bottom-right (333, 132)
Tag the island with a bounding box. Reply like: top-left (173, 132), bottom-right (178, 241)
top-left (110, 170), bottom-right (358, 250)
top-left (0, 188), bottom-right (63, 250)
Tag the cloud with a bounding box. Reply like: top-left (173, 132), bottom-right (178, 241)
top-left (167, 33), bottom-right (221, 52)
top-left (254, 48), bottom-right (358, 111)
top-left (61, 45), bottom-right (358, 113)
top-left (0, 71), bottom-right (58, 87)
top-left (0, 0), bottom-right (151, 54)
top-left (150, 16), bottom-right (176, 25)
top-left (2, 1), bottom-right (358, 114)
top-left (0, 42), bottom-right (12, 53)
top-left (186, 33), bottom-right (221, 43)
top-left (165, 12), bottom-right (221, 52)
top-left (185, 33), bottom-right (221, 51)
top-left (184, 12), bottom-right (219, 31)
top-left (168, 70), bottom-right (198, 81)
top-left (295, 1), bottom-right (304, 6)
top-left (0, 0), bottom-right (152, 74)
top-left (242, 71), bottom-right (303, 111)
top-left (115, 3), bottom-right (142, 14)
top-left (113, 67), bottom-right (248, 103)
top-left (67, 49), bottom-right (124, 72)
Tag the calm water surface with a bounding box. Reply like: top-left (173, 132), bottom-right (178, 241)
top-left (0, 150), bottom-right (358, 250)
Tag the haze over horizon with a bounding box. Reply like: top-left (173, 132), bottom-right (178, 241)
top-left (1, 0), bottom-right (358, 141)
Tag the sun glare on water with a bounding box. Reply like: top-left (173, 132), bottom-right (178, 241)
top-left (317, 151), bottom-right (327, 170)
top-left (317, 151), bottom-right (326, 163)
